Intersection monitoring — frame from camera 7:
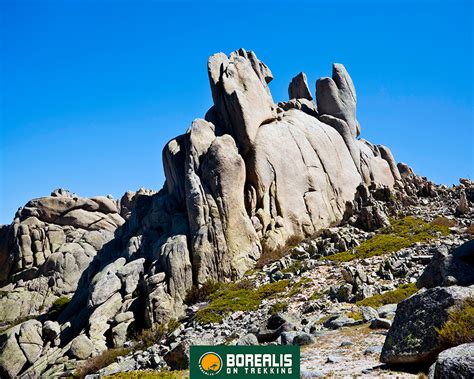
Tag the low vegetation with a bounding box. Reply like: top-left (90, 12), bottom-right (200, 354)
top-left (324, 217), bottom-right (450, 262)
top-left (75, 348), bottom-right (131, 378)
top-left (256, 235), bottom-right (303, 268)
top-left (195, 279), bottom-right (289, 324)
top-left (286, 277), bottom-right (311, 298)
top-left (346, 311), bottom-right (363, 321)
top-left (132, 319), bottom-right (180, 349)
top-left (437, 297), bottom-right (474, 347)
top-left (466, 224), bottom-right (474, 235)
top-left (47, 296), bottom-right (71, 320)
top-left (316, 315), bottom-right (332, 325)
top-left (184, 280), bottom-right (221, 305)
top-left (0, 315), bottom-right (38, 334)
top-left (268, 302), bottom-right (288, 315)
top-left (356, 283), bottom-right (418, 308)
top-left (105, 371), bottom-right (189, 379)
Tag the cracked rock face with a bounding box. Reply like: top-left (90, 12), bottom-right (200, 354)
top-left (0, 49), bottom-right (407, 378)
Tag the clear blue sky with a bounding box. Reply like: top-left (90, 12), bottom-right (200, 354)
top-left (1, 0), bottom-right (473, 224)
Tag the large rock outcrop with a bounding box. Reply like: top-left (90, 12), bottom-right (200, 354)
top-left (417, 240), bottom-right (474, 289)
top-left (0, 49), bottom-right (407, 377)
top-left (381, 285), bottom-right (474, 364)
top-left (0, 189), bottom-right (126, 323)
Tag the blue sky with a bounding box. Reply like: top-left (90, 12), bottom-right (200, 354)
top-left (0, 0), bottom-right (473, 224)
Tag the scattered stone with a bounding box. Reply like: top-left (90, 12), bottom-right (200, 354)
top-left (428, 343), bottom-right (474, 379)
top-left (360, 306), bottom-right (378, 321)
top-left (364, 346), bottom-right (382, 355)
top-left (69, 335), bottom-right (94, 360)
top-left (326, 355), bottom-right (341, 363)
top-left (293, 333), bottom-right (315, 346)
top-left (235, 334), bottom-right (259, 346)
top-left (323, 314), bottom-right (359, 329)
top-left (369, 318), bottom-right (392, 329)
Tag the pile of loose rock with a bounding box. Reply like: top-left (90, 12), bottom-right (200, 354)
top-left (93, 226), bottom-right (473, 377)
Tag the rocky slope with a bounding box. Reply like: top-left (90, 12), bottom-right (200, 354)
top-left (0, 49), bottom-right (472, 378)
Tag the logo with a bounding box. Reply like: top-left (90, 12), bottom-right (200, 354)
top-left (199, 352), bottom-right (223, 376)
top-left (190, 345), bottom-right (300, 378)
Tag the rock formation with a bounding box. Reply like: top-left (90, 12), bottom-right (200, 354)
top-left (0, 189), bottom-right (127, 323)
top-left (0, 48), bottom-right (432, 378)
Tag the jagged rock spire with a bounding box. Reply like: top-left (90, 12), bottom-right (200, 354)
top-left (207, 48), bottom-right (276, 154)
top-left (316, 63), bottom-right (360, 137)
top-left (288, 72), bottom-right (313, 100)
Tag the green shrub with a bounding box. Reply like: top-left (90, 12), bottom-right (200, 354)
top-left (132, 325), bottom-right (167, 349)
top-left (346, 311), bottom-right (363, 321)
top-left (76, 348), bottom-right (131, 378)
top-left (167, 318), bottom-right (180, 334)
top-left (286, 278), bottom-right (311, 298)
top-left (184, 280), bottom-right (221, 305)
top-left (132, 318), bottom-right (180, 349)
top-left (437, 297), bottom-right (474, 347)
top-left (46, 296), bottom-right (71, 320)
top-left (325, 217), bottom-right (449, 262)
top-left (322, 251), bottom-right (357, 263)
top-left (268, 302), bottom-right (288, 315)
top-left (309, 290), bottom-right (324, 301)
top-left (195, 280), bottom-right (290, 324)
top-left (356, 283), bottom-right (418, 308)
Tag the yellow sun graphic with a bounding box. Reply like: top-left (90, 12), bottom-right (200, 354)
top-left (199, 352), bottom-right (222, 375)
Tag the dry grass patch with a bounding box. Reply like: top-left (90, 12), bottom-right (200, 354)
top-left (132, 319), bottom-right (180, 349)
top-left (437, 297), bottom-right (474, 347)
top-left (356, 283), bottom-right (418, 308)
top-left (184, 280), bottom-right (221, 305)
top-left (257, 235), bottom-right (304, 268)
top-left (76, 348), bottom-right (131, 378)
top-left (466, 224), bottom-right (474, 235)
